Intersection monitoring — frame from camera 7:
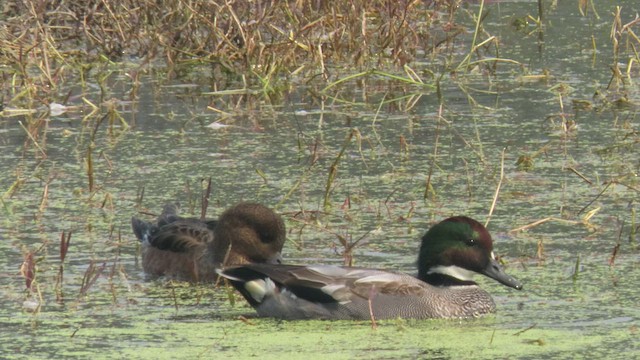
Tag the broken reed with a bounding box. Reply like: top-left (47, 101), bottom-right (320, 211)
top-left (323, 129), bottom-right (365, 210)
top-left (20, 243), bottom-right (46, 313)
top-left (55, 231), bottom-right (72, 302)
top-left (79, 261), bottom-right (106, 296)
top-left (201, 177), bottom-right (212, 220)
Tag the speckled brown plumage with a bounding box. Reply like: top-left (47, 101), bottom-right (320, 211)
top-left (132, 202), bottom-right (285, 282)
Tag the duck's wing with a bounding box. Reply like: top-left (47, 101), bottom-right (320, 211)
top-left (132, 203), bottom-right (217, 252)
top-left (294, 266), bottom-right (427, 302)
top-left (348, 272), bottom-right (428, 298)
top-left (149, 219), bottom-right (214, 252)
top-left (220, 264), bottom-right (426, 305)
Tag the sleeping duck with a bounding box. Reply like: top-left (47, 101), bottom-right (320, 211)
top-left (132, 202), bottom-right (285, 282)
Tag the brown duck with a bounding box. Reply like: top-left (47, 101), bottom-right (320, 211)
top-left (132, 202), bottom-right (285, 282)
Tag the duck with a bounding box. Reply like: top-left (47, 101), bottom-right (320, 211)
top-left (217, 216), bottom-right (522, 320)
top-left (132, 202), bottom-right (286, 282)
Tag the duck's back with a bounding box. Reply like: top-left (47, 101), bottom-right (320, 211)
top-left (132, 205), bottom-right (218, 281)
top-left (220, 264), bottom-right (497, 320)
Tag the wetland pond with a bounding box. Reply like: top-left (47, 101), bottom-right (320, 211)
top-left (1, 1), bottom-right (639, 359)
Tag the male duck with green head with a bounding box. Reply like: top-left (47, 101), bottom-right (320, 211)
top-left (219, 216), bottom-right (522, 320)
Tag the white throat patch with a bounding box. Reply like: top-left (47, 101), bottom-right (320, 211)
top-left (427, 265), bottom-right (476, 282)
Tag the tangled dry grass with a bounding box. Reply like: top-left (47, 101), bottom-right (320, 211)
top-left (0, 1), bottom-right (468, 77)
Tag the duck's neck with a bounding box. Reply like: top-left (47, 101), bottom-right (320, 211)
top-left (422, 273), bottom-right (478, 287)
top-left (419, 265), bottom-right (478, 287)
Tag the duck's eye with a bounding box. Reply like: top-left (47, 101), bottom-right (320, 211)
top-left (466, 238), bottom-right (476, 246)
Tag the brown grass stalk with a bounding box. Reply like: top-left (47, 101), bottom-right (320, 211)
top-left (485, 148), bottom-right (505, 227)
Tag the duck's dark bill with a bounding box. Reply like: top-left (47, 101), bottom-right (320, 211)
top-left (482, 258), bottom-right (523, 290)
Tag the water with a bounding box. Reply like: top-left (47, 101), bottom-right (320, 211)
top-left (1, 1), bottom-right (639, 358)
